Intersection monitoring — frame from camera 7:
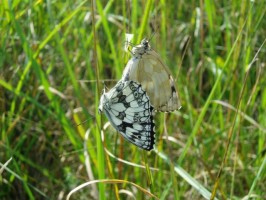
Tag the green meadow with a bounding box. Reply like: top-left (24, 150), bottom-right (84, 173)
top-left (1, 0), bottom-right (265, 199)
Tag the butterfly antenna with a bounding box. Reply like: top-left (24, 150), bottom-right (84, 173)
top-left (124, 39), bottom-right (134, 46)
top-left (149, 32), bottom-right (154, 42)
top-left (149, 28), bottom-right (158, 42)
top-left (122, 39), bottom-right (131, 48)
top-left (102, 81), bottom-right (111, 92)
top-left (76, 114), bottom-right (95, 126)
top-left (124, 33), bottom-right (135, 51)
top-left (76, 119), bottom-right (90, 126)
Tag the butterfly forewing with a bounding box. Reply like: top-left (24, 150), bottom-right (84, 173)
top-left (99, 80), bottom-right (155, 151)
top-left (122, 39), bottom-right (181, 112)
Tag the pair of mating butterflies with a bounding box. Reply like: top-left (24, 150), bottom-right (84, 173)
top-left (99, 39), bottom-right (181, 151)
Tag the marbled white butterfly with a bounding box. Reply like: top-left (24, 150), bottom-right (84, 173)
top-left (122, 39), bottom-right (181, 112)
top-left (98, 80), bottom-right (155, 151)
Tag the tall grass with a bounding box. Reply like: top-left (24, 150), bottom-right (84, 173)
top-left (1, 0), bottom-right (266, 199)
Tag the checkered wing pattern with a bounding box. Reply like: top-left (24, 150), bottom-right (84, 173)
top-left (99, 80), bottom-right (155, 151)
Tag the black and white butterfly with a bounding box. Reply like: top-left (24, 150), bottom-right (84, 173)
top-left (98, 80), bottom-right (155, 151)
top-left (122, 38), bottom-right (181, 112)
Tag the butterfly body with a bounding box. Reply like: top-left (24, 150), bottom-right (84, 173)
top-left (99, 80), bottom-right (155, 151)
top-left (122, 39), bottom-right (181, 112)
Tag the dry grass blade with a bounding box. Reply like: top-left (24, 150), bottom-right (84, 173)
top-left (66, 179), bottom-right (159, 200)
top-left (212, 100), bottom-right (266, 133)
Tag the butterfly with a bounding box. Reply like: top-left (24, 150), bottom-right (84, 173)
top-left (98, 80), bottom-right (155, 151)
top-left (122, 38), bottom-right (181, 112)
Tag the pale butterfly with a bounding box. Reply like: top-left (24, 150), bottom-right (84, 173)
top-left (98, 80), bottom-right (155, 151)
top-left (122, 38), bottom-right (181, 112)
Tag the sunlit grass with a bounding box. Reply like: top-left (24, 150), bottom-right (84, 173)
top-left (1, 0), bottom-right (266, 199)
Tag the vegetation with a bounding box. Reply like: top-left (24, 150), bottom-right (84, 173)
top-left (1, 0), bottom-right (265, 199)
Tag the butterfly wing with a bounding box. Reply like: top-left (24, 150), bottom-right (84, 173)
top-left (99, 81), bottom-right (155, 151)
top-left (122, 39), bottom-right (181, 112)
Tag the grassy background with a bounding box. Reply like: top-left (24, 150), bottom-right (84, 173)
top-left (1, 0), bottom-right (266, 199)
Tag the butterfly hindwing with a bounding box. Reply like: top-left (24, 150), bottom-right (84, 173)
top-left (122, 39), bottom-right (181, 112)
top-left (99, 80), bottom-right (155, 151)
